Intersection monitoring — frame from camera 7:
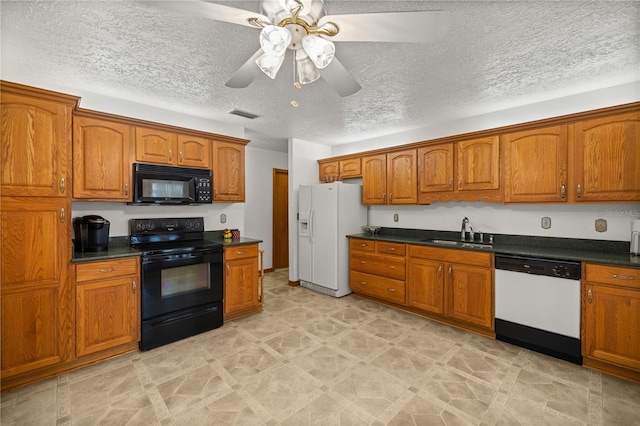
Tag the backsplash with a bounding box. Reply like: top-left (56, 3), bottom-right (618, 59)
top-left (367, 202), bottom-right (638, 242)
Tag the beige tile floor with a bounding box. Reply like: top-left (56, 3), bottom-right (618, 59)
top-left (2, 268), bottom-right (640, 425)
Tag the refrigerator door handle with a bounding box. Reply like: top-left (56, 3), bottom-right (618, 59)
top-left (308, 209), bottom-right (314, 244)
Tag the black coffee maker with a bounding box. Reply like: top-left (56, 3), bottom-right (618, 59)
top-left (73, 215), bottom-right (110, 252)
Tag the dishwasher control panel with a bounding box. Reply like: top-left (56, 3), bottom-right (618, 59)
top-left (495, 255), bottom-right (581, 280)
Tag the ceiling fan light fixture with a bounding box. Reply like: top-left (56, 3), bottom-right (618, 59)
top-left (295, 49), bottom-right (321, 84)
top-left (301, 35), bottom-right (335, 69)
top-left (256, 52), bottom-right (286, 79)
top-left (259, 25), bottom-right (292, 56)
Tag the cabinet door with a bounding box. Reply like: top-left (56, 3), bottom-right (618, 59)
top-left (445, 264), bottom-right (493, 329)
top-left (387, 149), bottom-right (417, 204)
top-left (73, 116), bottom-right (131, 200)
top-left (418, 143), bottom-right (454, 194)
top-left (224, 257), bottom-right (259, 315)
top-left (339, 158), bottom-right (361, 177)
top-left (318, 160), bottom-right (339, 181)
top-left (583, 283), bottom-right (640, 370)
top-left (135, 127), bottom-right (177, 165)
top-left (457, 136), bottom-right (500, 191)
top-left (212, 141), bottom-right (245, 202)
top-left (1, 197), bottom-right (73, 377)
top-left (574, 112), bottom-right (640, 201)
top-left (503, 126), bottom-right (568, 202)
top-left (1, 92), bottom-right (71, 197)
top-left (177, 134), bottom-right (210, 168)
top-left (76, 276), bottom-right (139, 357)
top-left (362, 154), bottom-right (387, 204)
top-left (407, 258), bottom-right (444, 314)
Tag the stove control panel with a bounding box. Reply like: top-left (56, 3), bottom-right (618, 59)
top-left (130, 217), bottom-right (204, 236)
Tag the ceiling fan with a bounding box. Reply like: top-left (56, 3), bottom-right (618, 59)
top-left (146, 0), bottom-right (450, 97)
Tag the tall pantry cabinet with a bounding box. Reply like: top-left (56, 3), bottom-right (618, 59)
top-left (1, 82), bottom-right (79, 381)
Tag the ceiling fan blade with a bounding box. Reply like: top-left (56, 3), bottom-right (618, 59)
top-left (141, 1), bottom-right (269, 28)
top-left (319, 57), bottom-right (361, 97)
top-left (226, 49), bottom-right (264, 88)
top-left (318, 10), bottom-right (450, 43)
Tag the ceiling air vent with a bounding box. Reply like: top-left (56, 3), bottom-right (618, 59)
top-left (228, 108), bottom-right (260, 119)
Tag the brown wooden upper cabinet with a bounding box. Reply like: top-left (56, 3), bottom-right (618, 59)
top-left (73, 116), bottom-right (132, 201)
top-left (212, 141), bottom-right (245, 202)
top-left (573, 112), bottom-right (640, 202)
top-left (318, 157), bottom-right (362, 181)
top-left (135, 127), bottom-right (211, 168)
top-left (1, 83), bottom-right (77, 197)
top-left (502, 125), bottom-right (568, 203)
top-left (362, 149), bottom-right (417, 205)
top-left (419, 136), bottom-right (501, 203)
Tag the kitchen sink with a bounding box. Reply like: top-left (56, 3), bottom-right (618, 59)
top-left (421, 239), bottom-right (492, 249)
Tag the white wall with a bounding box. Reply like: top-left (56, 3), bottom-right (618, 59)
top-left (244, 146), bottom-right (288, 270)
top-left (288, 138), bottom-right (332, 283)
top-left (367, 203), bottom-right (638, 242)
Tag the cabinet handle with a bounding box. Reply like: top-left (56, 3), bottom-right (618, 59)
top-left (389, 193), bottom-right (393, 202)
top-left (359, 243), bottom-right (366, 247)
top-left (60, 208), bottom-right (65, 223)
top-left (560, 184), bottom-right (566, 199)
top-left (214, 188), bottom-right (218, 199)
top-left (226, 264), bottom-right (230, 275)
top-left (458, 177), bottom-right (463, 190)
top-left (99, 267), bottom-right (118, 273)
top-left (382, 192), bottom-right (386, 203)
top-left (125, 183), bottom-right (129, 196)
top-left (169, 149), bottom-right (173, 162)
top-left (438, 265), bottom-right (443, 276)
top-left (448, 178), bottom-right (453, 190)
top-left (59, 177), bottom-right (65, 194)
top-left (448, 266), bottom-right (452, 278)
top-left (237, 250), bottom-right (247, 255)
top-left (359, 281), bottom-right (366, 285)
top-left (612, 274), bottom-right (635, 280)
top-left (132, 280), bottom-right (137, 294)
top-left (359, 260), bottom-right (366, 264)
top-left (588, 289), bottom-right (592, 303)
top-left (387, 247), bottom-right (395, 251)
top-left (179, 151), bottom-right (184, 163)
top-left (387, 288), bottom-right (396, 292)
top-left (577, 184), bottom-right (582, 198)
top-left (388, 265), bottom-right (395, 269)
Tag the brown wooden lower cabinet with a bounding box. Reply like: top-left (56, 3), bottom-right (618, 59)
top-left (582, 263), bottom-right (640, 381)
top-left (75, 258), bottom-right (140, 357)
top-left (349, 238), bottom-right (494, 337)
top-left (224, 244), bottom-right (263, 320)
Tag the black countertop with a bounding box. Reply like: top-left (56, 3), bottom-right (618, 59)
top-left (348, 228), bottom-right (640, 268)
top-left (71, 232), bottom-right (263, 264)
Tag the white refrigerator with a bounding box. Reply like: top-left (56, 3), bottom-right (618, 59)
top-left (298, 182), bottom-right (367, 297)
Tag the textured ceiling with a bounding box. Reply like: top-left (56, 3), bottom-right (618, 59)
top-left (1, 1), bottom-right (639, 152)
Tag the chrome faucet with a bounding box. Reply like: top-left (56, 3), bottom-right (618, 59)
top-left (461, 217), bottom-right (469, 241)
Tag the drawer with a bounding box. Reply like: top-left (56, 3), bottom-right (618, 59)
top-left (376, 241), bottom-right (406, 256)
top-left (75, 257), bottom-right (139, 283)
top-left (350, 271), bottom-right (406, 304)
top-left (584, 263), bottom-right (640, 289)
top-left (351, 253), bottom-right (406, 280)
top-left (409, 244), bottom-right (492, 268)
top-left (350, 238), bottom-right (374, 252)
top-left (224, 244), bottom-right (259, 260)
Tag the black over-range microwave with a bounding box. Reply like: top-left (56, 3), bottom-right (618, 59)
top-left (132, 163), bottom-right (213, 205)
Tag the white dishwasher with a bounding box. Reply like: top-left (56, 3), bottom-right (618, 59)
top-left (494, 254), bottom-right (582, 364)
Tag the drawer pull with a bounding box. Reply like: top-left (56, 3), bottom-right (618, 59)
top-left (387, 288), bottom-right (396, 292)
top-left (237, 250), bottom-right (247, 255)
top-left (588, 289), bottom-right (592, 303)
top-left (99, 267), bottom-right (118, 273)
top-left (387, 247), bottom-right (395, 251)
top-left (359, 281), bottom-right (366, 285)
top-left (359, 243), bottom-right (366, 247)
top-left (360, 260), bottom-right (366, 264)
top-left (612, 274), bottom-right (635, 280)
top-left (387, 265), bottom-right (395, 269)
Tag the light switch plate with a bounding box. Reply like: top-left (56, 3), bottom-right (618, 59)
top-left (541, 217), bottom-right (551, 229)
top-left (595, 218), bottom-right (607, 232)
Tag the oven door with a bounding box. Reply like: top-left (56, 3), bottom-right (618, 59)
top-left (141, 247), bottom-right (223, 320)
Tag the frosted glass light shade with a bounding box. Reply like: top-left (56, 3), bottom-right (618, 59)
top-left (301, 35), bottom-right (335, 69)
top-left (295, 49), bottom-right (320, 84)
top-left (256, 53), bottom-right (286, 79)
top-left (259, 25), bottom-right (291, 56)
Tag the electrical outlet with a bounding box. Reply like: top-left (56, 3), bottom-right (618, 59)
top-left (595, 218), bottom-right (607, 232)
top-left (541, 217), bottom-right (551, 229)
top-left (393, 213), bottom-right (399, 222)
top-left (220, 213), bottom-right (226, 224)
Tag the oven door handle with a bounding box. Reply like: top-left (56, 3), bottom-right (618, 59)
top-left (142, 250), bottom-right (216, 263)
